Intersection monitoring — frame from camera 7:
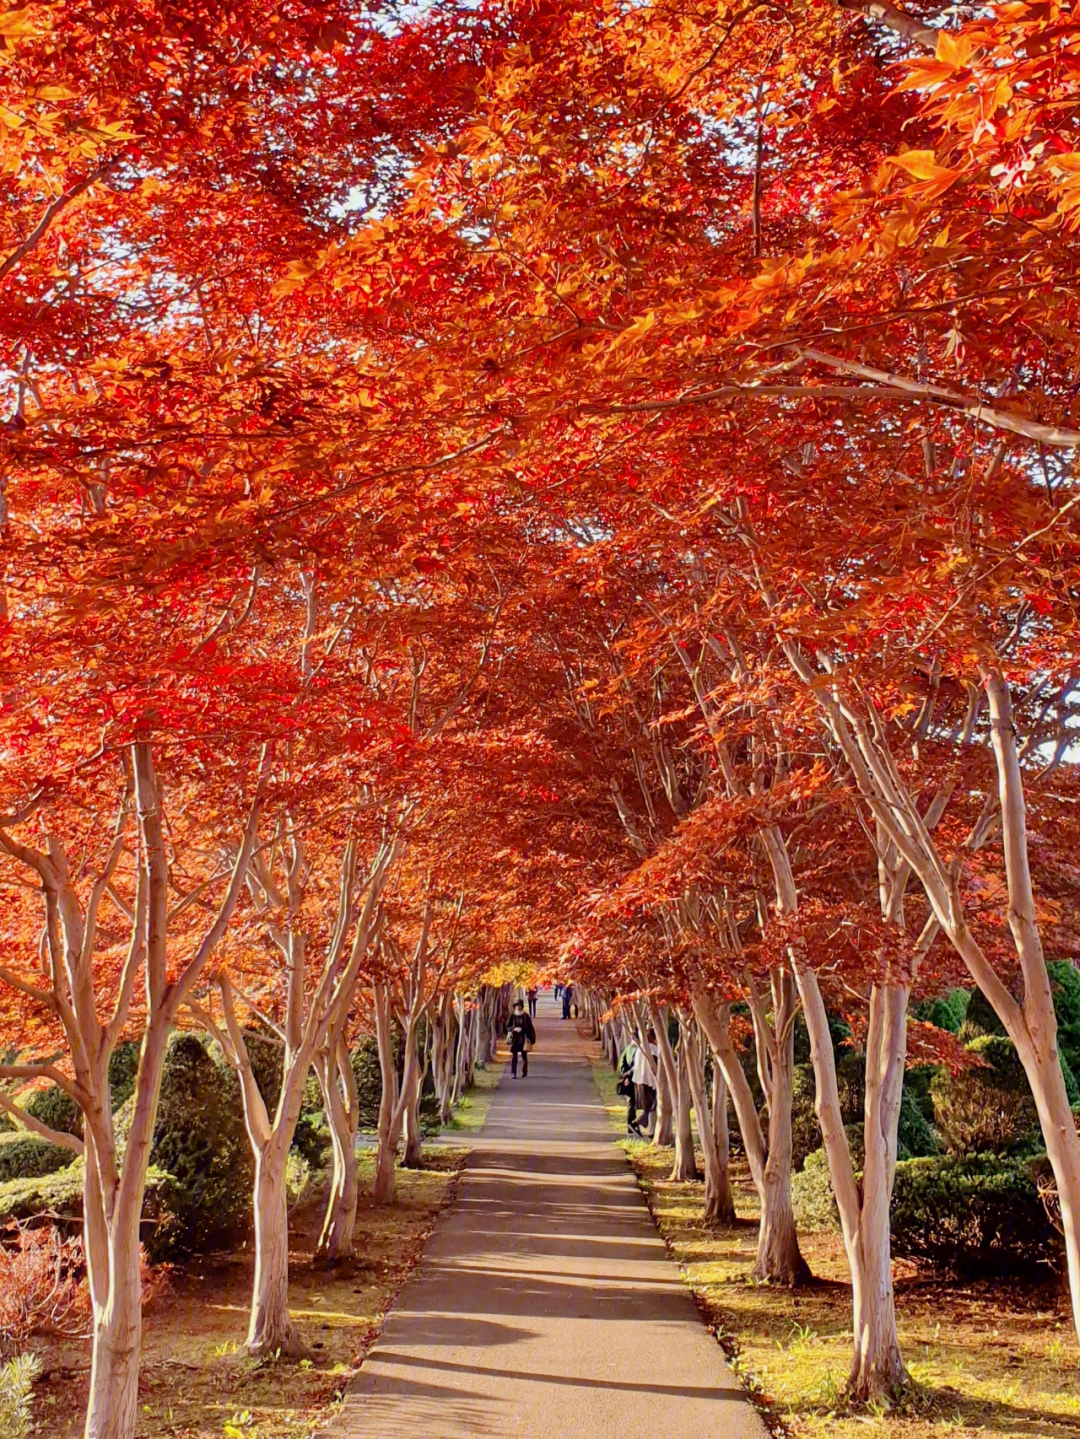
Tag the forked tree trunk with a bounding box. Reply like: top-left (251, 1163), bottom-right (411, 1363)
top-left (692, 988), bottom-right (808, 1284)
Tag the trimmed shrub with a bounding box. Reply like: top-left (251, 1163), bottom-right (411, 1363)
top-left (144, 1035), bottom-right (253, 1263)
top-left (792, 1147), bottom-right (839, 1232)
top-left (25, 1085), bottom-right (81, 1138)
top-left (1049, 961), bottom-right (1080, 1078)
top-left (931, 1034), bottom-right (1038, 1155)
top-left (0, 1165), bottom-right (85, 1227)
top-left (890, 1153), bottom-right (1061, 1277)
top-left (897, 1085), bottom-right (938, 1160)
top-left (791, 1064), bottom-right (819, 1172)
top-left (0, 1133), bottom-right (73, 1184)
top-left (108, 1042), bottom-right (140, 1111)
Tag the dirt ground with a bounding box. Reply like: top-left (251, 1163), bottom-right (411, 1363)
top-left (592, 1058), bottom-right (1080, 1439)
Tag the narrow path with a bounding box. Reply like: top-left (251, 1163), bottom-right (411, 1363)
top-left (331, 993), bottom-right (766, 1439)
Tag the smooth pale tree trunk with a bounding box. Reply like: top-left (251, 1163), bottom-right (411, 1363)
top-left (373, 984), bottom-right (401, 1206)
top-left (650, 1006), bottom-right (676, 1147)
top-left (682, 1021), bottom-right (733, 1223)
top-left (711, 1060), bottom-right (736, 1223)
top-left (755, 1011), bottom-right (808, 1285)
top-left (83, 1022), bottom-right (172, 1439)
top-left (316, 1047), bottom-right (359, 1263)
top-left (247, 1140), bottom-right (307, 1357)
top-left (692, 988), bottom-right (809, 1284)
top-left (400, 1023), bottom-right (424, 1169)
top-left (797, 965), bottom-right (908, 1397)
top-left (670, 1034), bottom-right (699, 1183)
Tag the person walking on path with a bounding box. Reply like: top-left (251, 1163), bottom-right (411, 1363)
top-left (633, 1026), bottom-right (659, 1136)
top-left (618, 1035), bottom-right (643, 1136)
top-left (561, 983), bottom-right (574, 1019)
top-left (506, 999), bottom-right (536, 1077)
top-left (526, 986), bottom-right (538, 1017)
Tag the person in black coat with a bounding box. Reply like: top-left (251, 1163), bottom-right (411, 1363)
top-left (506, 1000), bottom-right (537, 1077)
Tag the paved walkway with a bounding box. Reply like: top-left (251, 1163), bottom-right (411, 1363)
top-left (331, 993), bottom-right (765, 1439)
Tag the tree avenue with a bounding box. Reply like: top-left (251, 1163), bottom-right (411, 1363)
top-left (1, 2), bottom-right (1080, 1436)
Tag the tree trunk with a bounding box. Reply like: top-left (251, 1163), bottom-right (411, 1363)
top-left (247, 1144), bottom-right (307, 1358)
top-left (83, 1019), bottom-right (172, 1439)
top-left (372, 982), bottom-right (400, 1206)
top-left (400, 1023), bottom-right (424, 1169)
top-left (710, 1060), bottom-right (736, 1223)
top-left (754, 1005), bottom-right (810, 1285)
top-left (650, 1005), bottom-right (676, 1147)
top-left (670, 1035), bottom-right (699, 1182)
top-left (84, 1231), bottom-right (143, 1439)
top-left (682, 1020), bottom-right (733, 1223)
top-left (315, 1049), bottom-right (359, 1263)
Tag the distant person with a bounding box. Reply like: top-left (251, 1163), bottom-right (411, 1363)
top-left (554, 981), bottom-right (563, 1001)
top-left (633, 1027), bottom-right (659, 1135)
top-left (618, 1035), bottom-right (643, 1136)
top-left (506, 999), bottom-right (536, 1078)
top-left (562, 983), bottom-right (574, 1020)
top-left (526, 986), bottom-right (538, 1017)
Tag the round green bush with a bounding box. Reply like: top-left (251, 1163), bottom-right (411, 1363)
top-left (0, 1132), bottom-right (74, 1183)
top-left (143, 1034), bottom-right (253, 1263)
top-left (792, 1147), bottom-right (839, 1232)
top-left (890, 1153), bottom-right (1061, 1277)
top-left (25, 1086), bottom-right (81, 1138)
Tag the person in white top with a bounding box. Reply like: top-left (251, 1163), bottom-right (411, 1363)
top-left (631, 1027), bottom-right (659, 1136)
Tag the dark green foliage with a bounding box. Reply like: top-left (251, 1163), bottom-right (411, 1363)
top-left (897, 1084), bottom-right (938, 1160)
top-left (108, 1042), bottom-right (140, 1111)
top-left (836, 1052), bottom-right (865, 1124)
top-left (1062, 1053), bottom-right (1080, 1106)
top-left (790, 1064), bottom-right (820, 1172)
top-left (0, 1133), bottom-right (73, 1183)
top-left (1049, 961), bottom-right (1080, 1079)
top-left (963, 986), bottom-right (1008, 1038)
top-left (244, 1030), bottom-right (283, 1120)
top-left (351, 1035), bottom-right (384, 1128)
top-left (25, 1086), bottom-right (81, 1138)
top-left (292, 1074), bottom-right (328, 1168)
top-left (0, 1164), bottom-right (85, 1226)
top-left (145, 1035), bottom-right (253, 1263)
top-left (931, 1034), bottom-right (1038, 1156)
top-left (914, 989), bottom-right (969, 1034)
top-left (890, 1154), bottom-right (1061, 1277)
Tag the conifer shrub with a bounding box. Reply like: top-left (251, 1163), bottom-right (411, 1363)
top-left (890, 1154), bottom-right (1061, 1277)
top-left (930, 1034), bottom-right (1039, 1155)
top-left (0, 1133), bottom-right (73, 1184)
top-left (25, 1085), bottom-right (81, 1138)
top-left (142, 1034), bottom-right (253, 1263)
